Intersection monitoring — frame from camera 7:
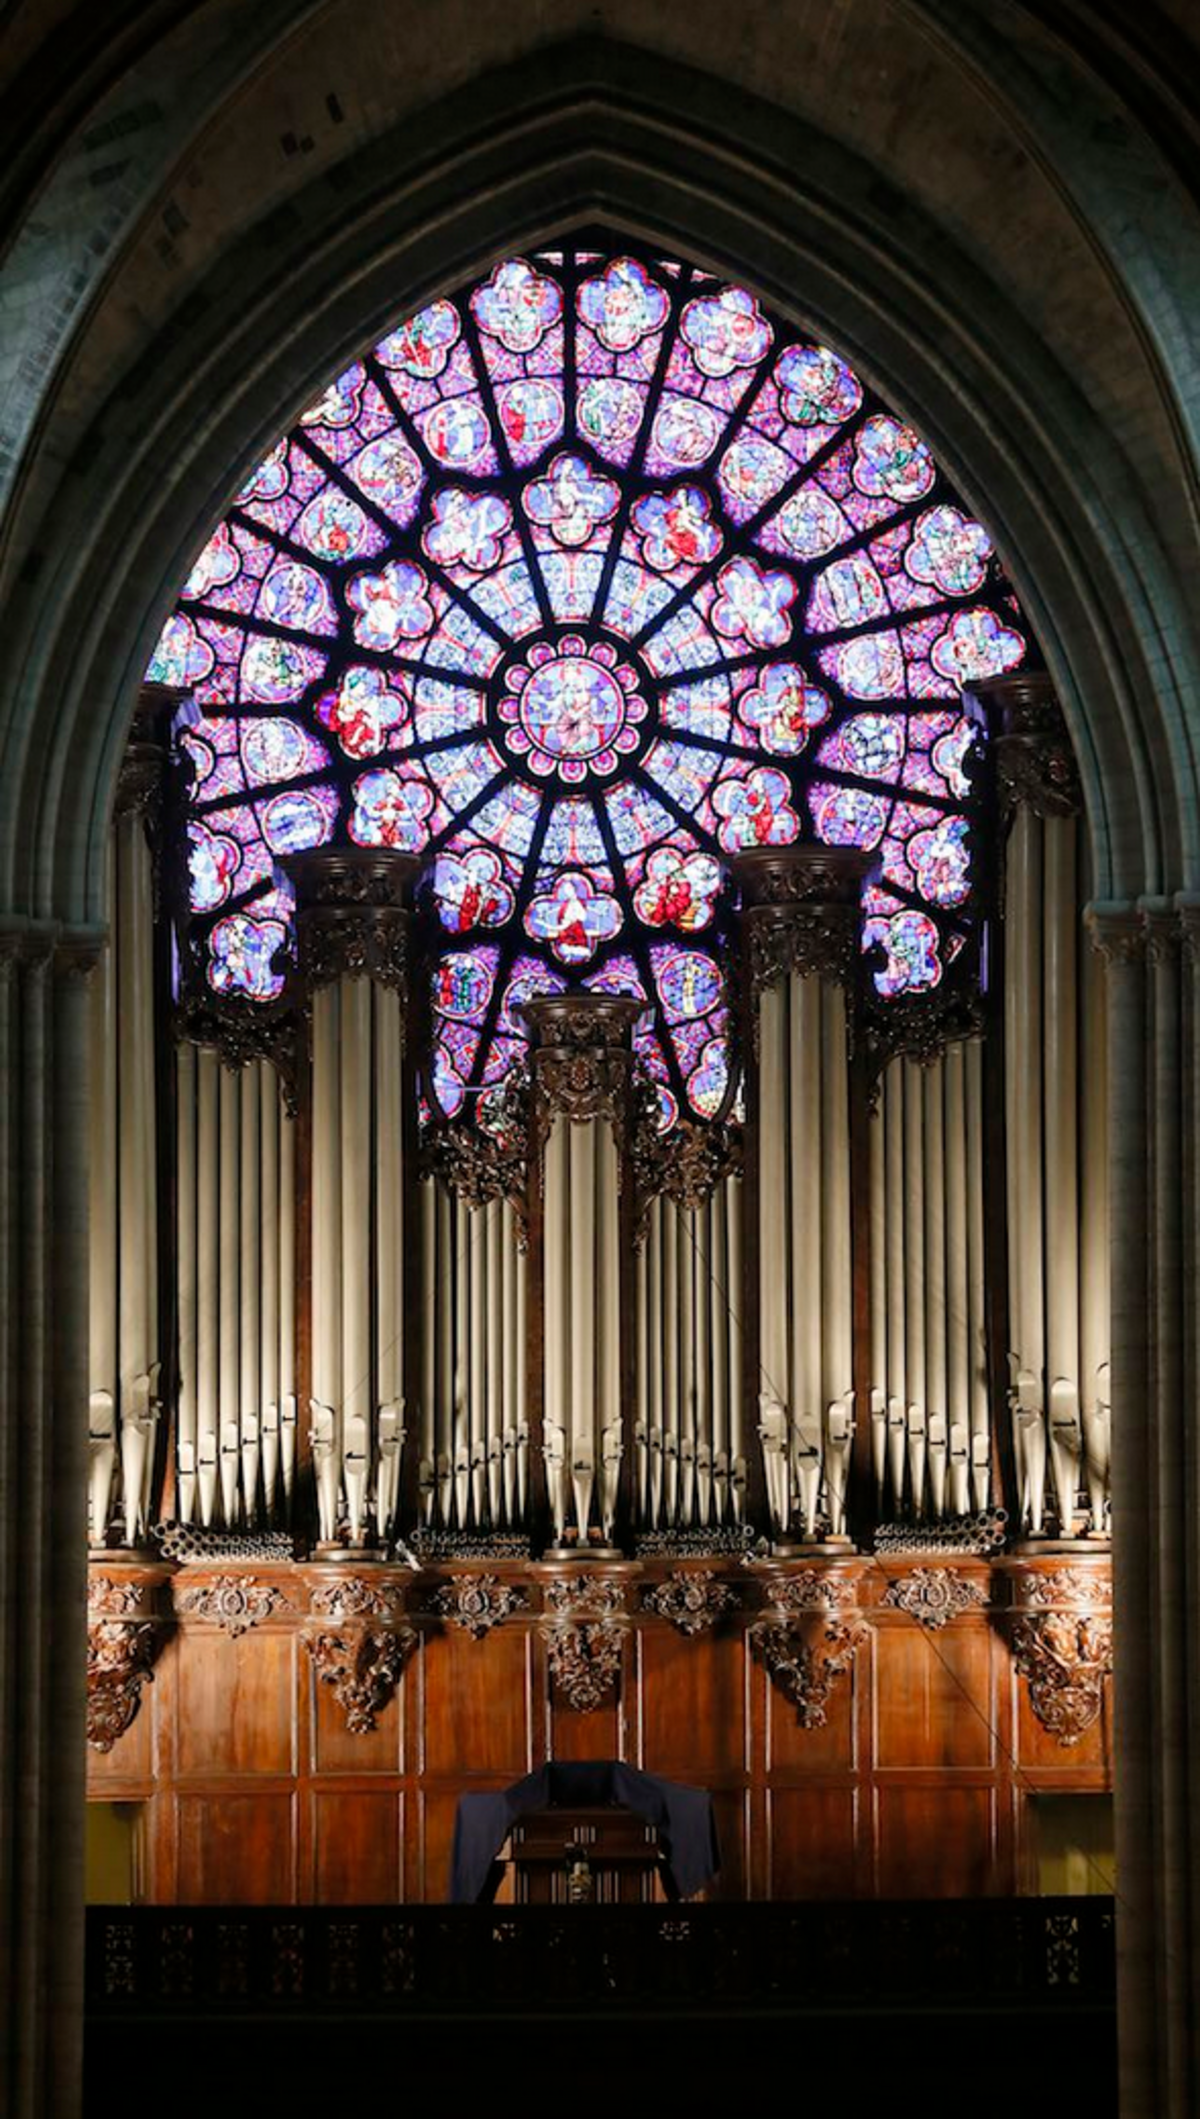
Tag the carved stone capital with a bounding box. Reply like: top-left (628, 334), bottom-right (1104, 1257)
top-left (732, 845), bottom-right (871, 998)
top-left (881, 1567), bottom-right (988, 1630)
top-left (978, 673), bottom-right (1081, 821)
top-left (302, 1624), bottom-right (416, 1734)
top-left (429, 1573), bottom-right (529, 1637)
top-left (524, 992), bottom-right (641, 1150)
top-left (641, 1570), bottom-right (737, 1635)
top-left (175, 1575), bottom-right (293, 1636)
top-left (1086, 903), bottom-right (1145, 967)
top-left (283, 848), bottom-right (419, 996)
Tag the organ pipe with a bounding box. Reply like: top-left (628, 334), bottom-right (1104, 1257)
top-left (418, 1174), bottom-right (528, 1532)
top-left (88, 836), bottom-right (119, 1544)
top-left (635, 1173), bottom-right (745, 1530)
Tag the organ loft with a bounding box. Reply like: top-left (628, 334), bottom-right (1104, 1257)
top-left (83, 243), bottom-right (1114, 1931)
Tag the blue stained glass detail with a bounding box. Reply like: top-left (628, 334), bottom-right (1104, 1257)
top-left (153, 240), bottom-right (1032, 1131)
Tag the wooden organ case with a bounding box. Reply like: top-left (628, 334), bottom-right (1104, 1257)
top-left (86, 676), bottom-right (1113, 1907)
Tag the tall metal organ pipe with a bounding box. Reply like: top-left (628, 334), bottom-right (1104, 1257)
top-left (419, 1177), bottom-right (527, 1532)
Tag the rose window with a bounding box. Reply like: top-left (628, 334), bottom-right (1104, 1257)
top-left (149, 240), bottom-right (1029, 1134)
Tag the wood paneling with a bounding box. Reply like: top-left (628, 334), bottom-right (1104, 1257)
top-left (88, 1562), bottom-right (1112, 1906)
top-left (175, 1792), bottom-right (296, 1902)
top-left (310, 1790), bottom-right (402, 1903)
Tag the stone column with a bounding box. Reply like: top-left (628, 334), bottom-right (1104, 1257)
top-left (524, 993), bottom-right (640, 1556)
top-left (733, 844), bottom-right (868, 1551)
top-left (284, 848), bottom-right (418, 1553)
top-left (0, 922), bottom-right (103, 2119)
top-left (1089, 898), bottom-right (1200, 2119)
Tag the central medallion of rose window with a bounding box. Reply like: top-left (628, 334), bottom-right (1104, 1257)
top-left (498, 635), bottom-right (648, 782)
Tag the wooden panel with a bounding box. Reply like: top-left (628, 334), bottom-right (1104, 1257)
top-left (548, 1697), bottom-right (622, 1761)
top-left (310, 1790), bottom-right (403, 1903)
top-left (705, 1788), bottom-right (750, 1902)
top-left (176, 1793), bottom-right (296, 1901)
top-left (763, 1652), bottom-right (857, 1773)
top-left (421, 1625), bottom-right (531, 1780)
top-left (638, 1629), bottom-right (746, 1780)
top-left (175, 1631), bottom-right (296, 1778)
top-left (418, 1786), bottom-right (485, 1904)
top-left (767, 1787), bottom-right (858, 1899)
top-left (875, 1787), bottom-right (998, 1898)
top-left (873, 1625), bottom-right (995, 1769)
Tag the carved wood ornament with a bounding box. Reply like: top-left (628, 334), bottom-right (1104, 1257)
top-left (87, 1573), bottom-right (163, 1752)
top-left (882, 1568), bottom-right (988, 1630)
top-left (1009, 1568), bottom-right (1113, 1746)
top-left (523, 993), bottom-right (640, 1161)
top-left (303, 1625), bottom-right (416, 1734)
top-left (540, 1574), bottom-right (628, 1711)
top-left (732, 845), bottom-right (871, 1004)
top-left (430, 1573), bottom-right (529, 1638)
top-left (175, 1575), bottom-right (293, 1636)
top-left (749, 1570), bottom-right (866, 1729)
top-left (641, 1570), bottom-right (737, 1636)
top-left (282, 847), bottom-right (420, 996)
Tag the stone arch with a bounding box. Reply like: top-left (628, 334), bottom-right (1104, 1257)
top-left (2, 22), bottom-right (1199, 2119)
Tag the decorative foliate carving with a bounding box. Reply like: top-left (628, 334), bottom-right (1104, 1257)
top-left (303, 1625), bottom-right (416, 1734)
top-left (309, 1575), bottom-right (408, 1621)
top-left (542, 1620), bottom-right (626, 1713)
top-left (1010, 1566), bottom-right (1112, 1610)
top-left (115, 710), bottom-right (168, 822)
top-left (641, 1570), bottom-right (737, 1636)
top-left (882, 1568), bottom-right (988, 1630)
top-left (750, 1567), bottom-right (866, 1728)
top-left (749, 1615), bottom-right (866, 1730)
top-left (88, 1574), bottom-right (150, 1617)
top-left (861, 981), bottom-right (987, 1091)
top-left (174, 1003), bottom-right (301, 1116)
top-left (542, 1575), bottom-right (626, 1619)
top-left (979, 674), bottom-right (1081, 822)
top-left (632, 1110), bottom-right (742, 1233)
top-left (422, 1081), bottom-right (529, 1229)
top-left (282, 848), bottom-right (419, 996)
top-left (523, 993), bottom-right (640, 1152)
top-left (1086, 906), bottom-right (1145, 967)
top-left (175, 1576), bottom-right (293, 1636)
top-left (87, 1619), bottom-right (159, 1752)
top-left (430, 1574), bottom-right (529, 1638)
top-left (1011, 1609), bottom-right (1113, 1746)
top-left (732, 845), bottom-right (871, 1001)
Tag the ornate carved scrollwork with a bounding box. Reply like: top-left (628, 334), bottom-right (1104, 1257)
top-left (87, 1571), bottom-right (165, 1751)
top-left (732, 845), bottom-right (872, 1001)
top-left (641, 1570), bottom-right (737, 1636)
top-left (173, 1002), bottom-right (302, 1116)
top-left (539, 1573), bottom-right (628, 1711)
top-left (749, 1568), bottom-right (866, 1729)
top-left (175, 1575), bottom-right (293, 1636)
top-left (430, 1573), bottom-right (529, 1638)
top-left (861, 979), bottom-right (987, 1090)
top-left (302, 1625), bottom-right (416, 1734)
top-left (523, 992), bottom-right (641, 1159)
top-left (631, 1108), bottom-right (742, 1233)
top-left (977, 674), bottom-right (1081, 823)
top-left (881, 1567), bottom-right (988, 1630)
top-left (282, 847), bottom-right (420, 996)
top-left (115, 700), bottom-right (170, 822)
top-left (1008, 1566), bottom-right (1113, 1746)
top-left (308, 1574), bottom-right (408, 1621)
top-left (422, 1074), bottom-right (530, 1230)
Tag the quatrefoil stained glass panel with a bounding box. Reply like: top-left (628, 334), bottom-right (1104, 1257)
top-left (149, 241), bottom-right (1028, 1132)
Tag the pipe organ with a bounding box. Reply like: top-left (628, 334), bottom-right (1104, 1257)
top-left (85, 671), bottom-right (1117, 1905)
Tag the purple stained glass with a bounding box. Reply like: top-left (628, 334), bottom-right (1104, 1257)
top-left (155, 241), bottom-right (1031, 1128)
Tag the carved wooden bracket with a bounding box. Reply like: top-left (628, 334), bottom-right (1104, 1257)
top-left (641, 1570), bottom-right (737, 1636)
top-left (174, 1574), bottom-right (293, 1636)
top-left (732, 845), bottom-right (871, 1001)
top-left (749, 1567), bottom-right (866, 1728)
top-left (1008, 1566), bottom-right (1113, 1746)
top-left (539, 1572), bottom-right (627, 1711)
top-left (87, 1571), bottom-right (167, 1753)
top-left (421, 1083), bottom-right (530, 1236)
top-left (631, 1111), bottom-right (742, 1233)
top-left (302, 1624), bottom-right (416, 1734)
top-left (282, 847), bottom-right (420, 996)
top-left (881, 1567), bottom-right (988, 1630)
top-left (978, 673), bottom-right (1081, 823)
top-left (430, 1573), bottom-right (529, 1638)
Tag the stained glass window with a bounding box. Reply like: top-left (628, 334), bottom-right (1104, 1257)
top-left (150, 240), bottom-right (1028, 1133)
